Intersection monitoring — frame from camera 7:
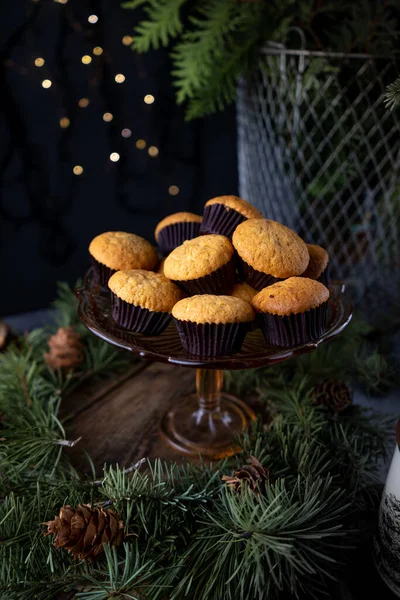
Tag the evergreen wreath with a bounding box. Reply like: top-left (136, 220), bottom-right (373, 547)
top-left (122, 0), bottom-right (400, 119)
top-left (0, 283), bottom-right (396, 599)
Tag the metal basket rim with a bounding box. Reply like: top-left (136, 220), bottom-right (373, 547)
top-left (260, 44), bottom-right (393, 61)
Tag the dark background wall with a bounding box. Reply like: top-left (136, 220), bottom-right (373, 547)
top-left (0, 0), bottom-right (237, 316)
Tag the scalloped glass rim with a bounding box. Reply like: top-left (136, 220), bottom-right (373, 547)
top-left (76, 269), bottom-right (352, 370)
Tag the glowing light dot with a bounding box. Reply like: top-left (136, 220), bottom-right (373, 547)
top-left (78, 98), bottom-right (89, 108)
top-left (88, 14), bottom-right (98, 23)
top-left (168, 185), bottom-right (180, 196)
top-left (122, 35), bottom-right (133, 46)
top-left (73, 165), bottom-right (83, 175)
top-left (34, 57), bottom-right (45, 67)
top-left (121, 128), bottom-right (131, 138)
top-left (54, 0), bottom-right (68, 4)
top-left (93, 46), bottom-right (103, 56)
top-left (115, 73), bottom-right (125, 83)
top-left (136, 139), bottom-right (146, 150)
top-left (42, 79), bottom-right (52, 89)
top-left (103, 112), bottom-right (113, 122)
top-left (144, 94), bottom-right (155, 105)
top-left (110, 152), bottom-right (120, 162)
top-left (60, 117), bottom-right (70, 128)
top-left (81, 55), bottom-right (92, 65)
top-left (148, 146), bottom-right (159, 157)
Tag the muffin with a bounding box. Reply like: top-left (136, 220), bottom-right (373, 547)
top-left (89, 232), bottom-right (158, 287)
top-left (252, 277), bottom-right (330, 347)
top-left (232, 219), bottom-right (309, 290)
top-left (172, 294), bottom-right (255, 356)
top-left (163, 234), bottom-right (236, 296)
top-left (200, 195), bottom-right (263, 238)
top-left (231, 282), bottom-right (258, 331)
top-left (231, 282), bottom-right (257, 304)
top-left (108, 269), bottom-right (182, 336)
top-left (301, 244), bottom-right (330, 287)
top-left (154, 212), bottom-right (202, 255)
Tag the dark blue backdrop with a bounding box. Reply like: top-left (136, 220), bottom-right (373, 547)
top-left (0, 0), bottom-right (237, 316)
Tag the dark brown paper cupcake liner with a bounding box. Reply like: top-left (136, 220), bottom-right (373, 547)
top-left (91, 257), bottom-right (116, 288)
top-left (172, 258), bottom-right (236, 296)
top-left (157, 221), bottom-right (201, 256)
top-left (317, 266), bottom-right (330, 288)
top-left (257, 302), bottom-right (328, 347)
top-left (174, 319), bottom-right (250, 357)
top-left (111, 294), bottom-right (171, 336)
top-left (236, 256), bottom-right (280, 291)
top-left (200, 203), bottom-right (246, 238)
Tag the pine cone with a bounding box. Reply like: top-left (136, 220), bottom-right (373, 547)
top-left (312, 379), bottom-right (352, 413)
top-left (45, 504), bottom-right (124, 561)
top-left (222, 456), bottom-right (270, 493)
top-left (44, 327), bottom-right (84, 370)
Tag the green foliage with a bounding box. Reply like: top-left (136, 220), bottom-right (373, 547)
top-left (225, 314), bottom-right (397, 400)
top-left (385, 75), bottom-right (400, 110)
top-left (123, 0), bottom-right (400, 119)
top-left (0, 283), bottom-right (395, 599)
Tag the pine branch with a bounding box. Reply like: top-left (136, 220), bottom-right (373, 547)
top-left (130, 0), bottom-right (188, 52)
top-left (168, 477), bottom-right (350, 600)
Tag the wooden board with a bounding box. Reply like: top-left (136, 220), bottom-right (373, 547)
top-left (62, 361), bottom-right (197, 473)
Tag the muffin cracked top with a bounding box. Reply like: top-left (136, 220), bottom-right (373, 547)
top-left (164, 234), bottom-right (234, 281)
top-left (232, 219), bottom-right (309, 278)
top-left (252, 277), bottom-right (329, 316)
top-left (154, 212), bottom-right (202, 240)
top-left (205, 196), bottom-right (263, 219)
top-left (172, 295), bottom-right (254, 324)
top-left (108, 269), bottom-right (182, 312)
top-left (301, 244), bottom-right (329, 280)
top-left (89, 231), bottom-right (158, 271)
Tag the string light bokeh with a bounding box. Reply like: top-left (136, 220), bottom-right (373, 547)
top-left (1, 0), bottom-right (231, 316)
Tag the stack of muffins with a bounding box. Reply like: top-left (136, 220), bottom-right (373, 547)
top-left (89, 196), bottom-right (331, 357)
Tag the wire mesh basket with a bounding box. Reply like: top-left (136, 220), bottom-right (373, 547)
top-left (237, 42), bottom-right (400, 319)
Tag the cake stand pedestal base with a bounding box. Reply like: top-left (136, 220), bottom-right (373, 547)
top-left (160, 368), bottom-right (255, 458)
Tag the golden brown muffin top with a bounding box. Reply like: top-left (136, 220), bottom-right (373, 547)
top-left (89, 231), bottom-right (158, 271)
top-left (252, 277), bottom-right (329, 316)
top-left (154, 212), bottom-right (203, 241)
top-left (205, 196), bottom-right (263, 219)
top-left (232, 219), bottom-right (309, 278)
top-left (172, 294), bottom-right (254, 324)
top-left (231, 282), bottom-right (258, 304)
top-left (108, 269), bottom-right (182, 312)
top-left (301, 244), bottom-right (329, 280)
top-left (164, 234), bottom-right (234, 281)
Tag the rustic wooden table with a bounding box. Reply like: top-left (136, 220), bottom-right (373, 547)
top-left (61, 360), bottom-right (264, 473)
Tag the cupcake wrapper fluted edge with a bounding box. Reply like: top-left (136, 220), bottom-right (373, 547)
top-left (317, 266), bottom-right (330, 288)
top-left (172, 258), bottom-right (236, 296)
top-left (111, 294), bottom-right (171, 336)
top-left (236, 256), bottom-right (280, 291)
top-left (174, 319), bottom-right (250, 357)
top-left (200, 204), bottom-right (247, 238)
top-left (91, 257), bottom-right (116, 288)
top-left (157, 221), bottom-right (201, 256)
top-left (257, 302), bottom-right (329, 347)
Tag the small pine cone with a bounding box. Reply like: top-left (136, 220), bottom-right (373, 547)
top-left (312, 379), bottom-right (352, 413)
top-left (222, 456), bottom-right (270, 493)
top-left (44, 326), bottom-right (84, 370)
top-left (45, 504), bottom-right (124, 561)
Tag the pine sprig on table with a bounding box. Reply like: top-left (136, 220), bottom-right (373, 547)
top-left (0, 282), bottom-right (395, 599)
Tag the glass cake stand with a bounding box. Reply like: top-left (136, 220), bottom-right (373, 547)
top-left (76, 270), bottom-right (352, 458)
